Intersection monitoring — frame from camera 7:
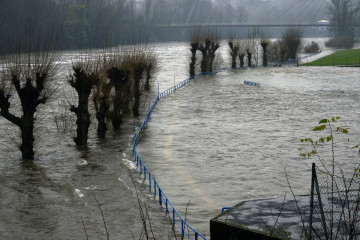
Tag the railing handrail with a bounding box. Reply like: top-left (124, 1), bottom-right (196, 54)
top-left (132, 66), bottom-right (264, 239)
top-left (132, 72), bottom-right (211, 239)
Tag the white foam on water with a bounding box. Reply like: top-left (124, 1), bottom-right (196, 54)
top-left (74, 188), bottom-right (84, 198)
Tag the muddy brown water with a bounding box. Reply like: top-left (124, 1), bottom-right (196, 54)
top-left (0, 41), bottom-right (359, 239)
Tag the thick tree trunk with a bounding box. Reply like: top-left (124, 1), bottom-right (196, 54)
top-left (72, 92), bottom-right (91, 146)
top-left (247, 51), bottom-right (252, 67)
top-left (69, 66), bottom-right (96, 146)
top-left (94, 96), bottom-right (108, 139)
top-left (189, 43), bottom-right (198, 78)
top-left (200, 51), bottom-right (208, 74)
top-left (239, 54), bottom-right (245, 67)
top-left (107, 67), bottom-right (125, 130)
top-left (20, 112), bottom-right (35, 160)
top-left (209, 43), bottom-right (219, 73)
top-left (145, 69), bottom-right (151, 91)
top-left (261, 43), bottom-right (268, 67)
top-left (190, 52), bottom-right (196, 78)
top-left (228, 41), bottom-right (238, 69)
top-left (209, 53), bottom-right (215, 73)
top-left (231, 55), bottom-right (237, 69)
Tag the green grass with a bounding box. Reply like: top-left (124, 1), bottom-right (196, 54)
top-left (302, 48), bottom-right (360, 66)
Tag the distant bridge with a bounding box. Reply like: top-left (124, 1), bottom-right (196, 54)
top-left (156, 23), bottom-right (330, 29)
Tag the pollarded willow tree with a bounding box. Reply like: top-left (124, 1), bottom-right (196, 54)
top-left (99, 46), bottom-right (157, 135)
top-left (239, 51), bottom-right (245, 68)
top-left (106, 52), bottom-right (132, 131)
top-left (132, 52), bottom-right (146, 118)
top-left (93, 65), bottom-right (112, 139)
top-left (0, 48), bottom-right (59, 160)
top-left (228, 38), bottom-right (240, 69)
top-left (189, 29), bottom-right (220, 77)
top-left (69, 57), bottom-right (100, 146)
top-left (261, 39), bottom-right (269, 67)
top-left (144, 51), bottom-right (158, 91)
top-left (189, 29), bottom-right (201, 79)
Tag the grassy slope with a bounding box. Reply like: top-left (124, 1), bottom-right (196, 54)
top-left (302, 48), bottom-right (360, 66)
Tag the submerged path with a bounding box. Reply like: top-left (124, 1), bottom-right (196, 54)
top-left (132, 73), bottom-right (210, 240)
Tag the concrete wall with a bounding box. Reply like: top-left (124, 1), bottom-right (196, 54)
top-left (210, 219), bottom-right (282, 240)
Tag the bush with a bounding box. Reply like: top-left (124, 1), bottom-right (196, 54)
top-left (282, 28), bottom-right (303, 60)
top-left (325, 36), bottom-right (354, 49)
top-left (303, 41), bottom-right (320, 53)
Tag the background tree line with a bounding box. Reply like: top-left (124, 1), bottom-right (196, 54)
top-left (0, 0), bottom-right (357, 54)
top-left (0, 0), bottom-right (249, 54)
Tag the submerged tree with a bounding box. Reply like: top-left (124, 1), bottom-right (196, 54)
top-left (106, 56), bottom-right (131, 130)
top-left (198, 31), bottom-right (220, 73)
top-left (69, 58), bottom-right (100, 146)
top-left (239, 52), bottom-right (245, 67)
top-left (93, 67), bottom-right (111, 139)
top-left (246, 49), bottom-right (252, 67)
top-left (0, 47), bottom-right (58, 160)
top-left (282, 28), bottom-right (303, 60)
top-left (132, 53), bottom-right (145, 117)
top-left (144, 51), bottom-right (158, 91)
top-left (189, 29), bottom-right (220, 75)
top-left (261, 39), bottom-right (269, 67)
top-left (189, 30), bottom-right (201, 78)
top-left (228, 38), bottom-right (240, 69)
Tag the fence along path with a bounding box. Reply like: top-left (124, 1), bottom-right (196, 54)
top-left (132, 64), bottom-right (266, 239)
top-left (132, 72), bottom-right (208, 240)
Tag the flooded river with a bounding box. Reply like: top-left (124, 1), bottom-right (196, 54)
top-left (0, 41), bottom-right (359, 239)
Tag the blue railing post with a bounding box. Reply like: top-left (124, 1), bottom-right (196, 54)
top-left (181, 220), bottom-right (184, 238)
top-left (144, 166), bottom-right (146, 180)
top-left (166, 198), bottom-right (168, 214)
top-left (149, 174), bottom-right (151, 192)
top-left (195, 232), bottom-right (198, 240)
top-left (159, 188), bottom-right (162, 206)
top-left (154, 180), bottom-right (157, 197)
top-left (173, 208), bottom-right (175, 227)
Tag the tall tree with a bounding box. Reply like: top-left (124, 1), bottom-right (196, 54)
top-left (0, 45), bottom-right (58, 160)
top-left (328, 0), bottom-right (359, 48)
top-left (69, 59), bottom-right (99, 146)
top-left (282, 28), bottom-right (303, 60)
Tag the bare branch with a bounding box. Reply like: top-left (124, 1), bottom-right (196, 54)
top-left (92, 193), bottom-right (110, 240)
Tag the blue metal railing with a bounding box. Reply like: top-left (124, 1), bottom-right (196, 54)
top-left (221, 207), bottom-right (231, 213)
top-left (131, 66), bottom-right (264, 239)
top-left (132, 72), bottom-right (207, 240)
top-left (244, 80), bottom-right (260, 87)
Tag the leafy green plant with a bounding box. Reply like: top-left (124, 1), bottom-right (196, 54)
top-left (298, 117), bottom-right (360, 239)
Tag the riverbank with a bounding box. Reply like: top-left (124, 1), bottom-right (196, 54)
top-left (302, 48), bottom-right (360, 66)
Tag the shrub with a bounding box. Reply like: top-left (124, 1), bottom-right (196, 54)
top-left (303, 41), bottom-right (320, 54)
top-left (325, 37), bottom-right (354, 49)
